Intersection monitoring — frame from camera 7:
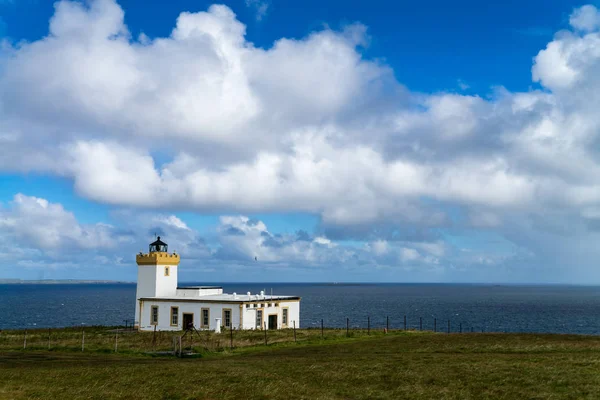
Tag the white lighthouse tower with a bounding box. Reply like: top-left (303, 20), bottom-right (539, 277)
top-left (134, 237), bottom-right (180, 328)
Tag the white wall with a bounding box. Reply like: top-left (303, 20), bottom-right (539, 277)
top-left (135, 264), bottom-right (178, 326)
top-left (139, 300), bottom-right (300, 331)
top-left (175, 287), bottom-right (223, 297)
top-left (135, 266), bottom-right (156, 325)
top-left (241, 300), bottom-right (300, 330)
top-left (138, 301), bottom-right (242, 332)
top-left (154, 264), bottom-right (178, 297)
top-left (243, 308), bottom-right (257, 330)
top-left (285, 301), bottom-right (301, 329)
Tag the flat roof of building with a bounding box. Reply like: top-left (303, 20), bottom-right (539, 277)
top-left (139, 293), bottom-right (300, 303)
top-left (176, 286), bottom-right (223, 289)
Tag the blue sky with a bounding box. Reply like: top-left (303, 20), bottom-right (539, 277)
top-left (2, 0), bottom-right (600, 283)
top-left (0, 0), bottom-right (576, 92)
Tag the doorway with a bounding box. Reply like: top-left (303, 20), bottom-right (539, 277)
top-left (183, 313), bottom-right (194, 330)
top-left (268, 314), bottom-right (278, 330)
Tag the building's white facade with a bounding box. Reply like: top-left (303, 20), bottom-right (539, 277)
top-left (134, 237), bottom-right (300, 332)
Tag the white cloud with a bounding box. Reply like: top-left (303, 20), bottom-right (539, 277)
top-left (160, 215), bottom-right (191, 231)
top-left (0, 194), bottom-right (125, 250)
top-left (457, 79), bottom-right (470, 90)
top-left (2, 0), bottom-right (522, 220)
top-left (5, 2), bottom-right (600, 281)
top-left (370, 240), bottom-right (389, 256)
top-left (0, 194), bottom-right (210, 270)
top-left (468, 210), bottom-right (502, 228)
top-left (570, 5), bottom-right (600, 32)
top-left (215, 215), bottom-right (344, 263)
top-left (0, 195), bottom-right (456, 278)
top-left (532, 35), bottom-right (581, 90)
top-left (399, 247), bottom-right (419, 262)
top-left (245, 0), bottom-right (269, 21)
top-left (3, 193), bottom-right (587, 282)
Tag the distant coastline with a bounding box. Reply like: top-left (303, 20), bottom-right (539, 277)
top-left (0, 279), bottom-right (134, 285)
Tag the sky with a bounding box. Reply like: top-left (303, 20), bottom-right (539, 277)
top-left (1, 0), bottom-right (600, 283)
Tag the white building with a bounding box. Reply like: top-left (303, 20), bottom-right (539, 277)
top-left (134, 237), bottom-right (301, 332)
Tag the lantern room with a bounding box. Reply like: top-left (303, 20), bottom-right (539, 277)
top-left (149, 236), bottom-right (168, 253)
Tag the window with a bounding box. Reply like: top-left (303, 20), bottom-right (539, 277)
top-left (282, 308), bottom-right (288, 326)
top-left (256, 309), bottom-right (263, 329)
top-left (164, 266), bottom-right (170, 276)
top-left (151, 306), bottom-right (159, 325)
top-left (223, 309), bottom-right (232, 328)
top-left (246, 304), bottom-right (250, 308)
top-left (170, 307), bottom-right (179, 326)
top-left (201, 308), bottom-right (210, 328)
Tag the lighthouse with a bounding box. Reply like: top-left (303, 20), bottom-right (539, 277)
top-left (134, 237), bottom-right (181, 328)
top-left (134, 236), bottom-right (301, 331)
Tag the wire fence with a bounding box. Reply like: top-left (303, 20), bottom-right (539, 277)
top-left (0, 314), bottom-right (551, 357)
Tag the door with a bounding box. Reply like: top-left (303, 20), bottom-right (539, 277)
top-left (268, 314), bottom-right (278, 330)
top-left (183, 313), bottom-right (194, 330)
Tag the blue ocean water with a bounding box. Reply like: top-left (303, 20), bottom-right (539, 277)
top-left (1, 283), bottom-right (600, 334)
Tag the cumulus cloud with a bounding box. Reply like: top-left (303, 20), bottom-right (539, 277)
top-left (570, 5), bottom-right (600, 32)
top-left (214, 215), bottom-right (345, 264)
top-left (0, 194), bottom-right (463, 280)
top-left (4, 1), bottom-right (600, 281)
top-left (0, 194), bottom-right (128, 250)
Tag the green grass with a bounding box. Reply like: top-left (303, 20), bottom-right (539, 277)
top-left (0, 326), bottom-right (391, 355)
top-left (2, 330), bottom-right (600, 399)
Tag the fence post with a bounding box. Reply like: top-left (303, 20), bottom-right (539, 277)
top-left (179, 336), bottom-right (182, 357)
top-left (115, 329), bottom-right (119, 353)
top-left (386, 316), bottom-right (389, 331)
top-left (293, 321), bottom-right (297, 343)
top-left (321, 319), bottom-right (324, 339)
top-left (447, 320), bottom-right (450, 334)
top-left (48, 328), bottom-right (51, 350)
top-left (367, 316), bottom-right (370, 335)
top-left (230, 324), bottom-right (233, 350)
top-left (404, 315), bottom-right (407, 330)
top-left (264, 322), bottom-right (267, 346)
top-left (419, 317), bottom-right (422, 331)
top-left (434, 318), bottom-right (437, 333)
top-left (153, 325), bottom-right (157, 351)
top-left (346, 318), bottom-right (349, 337)
top-left (460, 323), bottom-right (462, 333)
top-left (82, 329), bottom-right (85, 351)
top-left (23, 330), bottom-right (27, 350)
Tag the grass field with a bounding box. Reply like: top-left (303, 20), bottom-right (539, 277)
top-left (2, 329), bottom-right (600, 399)
top-left (0, 326), bottom-right (392, 354)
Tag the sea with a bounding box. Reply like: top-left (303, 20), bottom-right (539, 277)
top-left (1, 283), bottom-right (600, 334)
